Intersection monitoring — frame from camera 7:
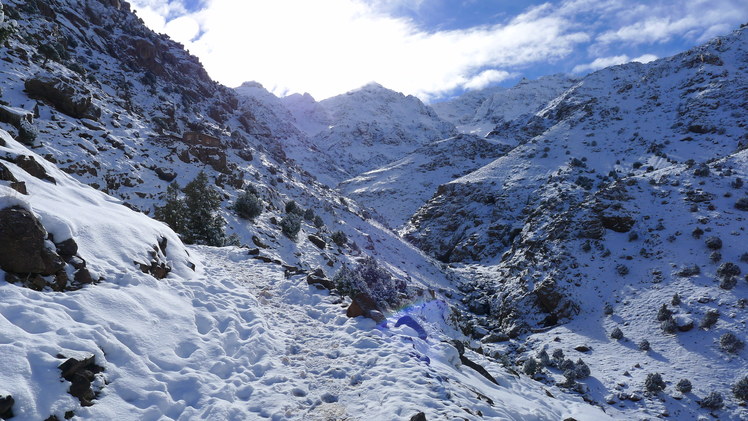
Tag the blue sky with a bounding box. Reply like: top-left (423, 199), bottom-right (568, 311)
top-left (130, 0), bottom-right (748, 102)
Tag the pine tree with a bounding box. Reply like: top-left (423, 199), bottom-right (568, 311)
top-left (182, 171), bottom-right (226, 246)
top-left (154, 182), bottom-right (187, 234)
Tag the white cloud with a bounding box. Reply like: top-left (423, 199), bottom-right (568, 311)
top-left (128, 0), bottom-right (747, 101)
top-left (463, 70), bottom-right (515, 90)
top-left (130, 0), bottom-right (589, 101)
top-left (595, 0), bottom-right (746, 46)
top-left (572, 53), bottom-right (658, 73)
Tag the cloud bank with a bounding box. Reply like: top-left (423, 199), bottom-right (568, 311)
top-left (129, 0), bottom-right (747, 101)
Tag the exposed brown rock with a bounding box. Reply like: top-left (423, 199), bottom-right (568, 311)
top-left (0, 206), bottom-right (64, 275)
top-left (24, 75), bottom-right (101, 120)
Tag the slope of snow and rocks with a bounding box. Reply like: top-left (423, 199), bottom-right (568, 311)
top-left (395, 24), bottom-right (748, 420)
top-left (0, 0), bottom-right (621, 419)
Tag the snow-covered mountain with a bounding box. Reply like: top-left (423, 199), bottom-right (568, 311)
top-left (1, 0), bottom-right (748, 419)
top-left (432, 74), bottom-right (578, 139)
top-left (282, 82), bottom-right (457, 183)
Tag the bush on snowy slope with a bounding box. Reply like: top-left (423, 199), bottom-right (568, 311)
top-left (0, 129), bottom-right (192, 284)
top-left (333, 256), bottom-right (408, 310)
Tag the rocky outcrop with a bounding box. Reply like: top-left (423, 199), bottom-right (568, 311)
top-left (58, 355), bottom-right (105, 407)
top-left (0, 394), bottom-right (13, 419)
top-left (24, 74), bottom-right (101, 120)
top-left (346, 292), bottom-right (386, 323)
top-left (135, 238), bottom-right (171, 279)
top-left (0, 206), bottom-right (63, 275)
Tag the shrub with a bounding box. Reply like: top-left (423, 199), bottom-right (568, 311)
top-left (332, 256), bottom-right (405, 307)
top-left (661, 317), bottom-right (677, 334)
top-left (705, 236), bottom-right (722, 250)
top-left (710, 251), bottom-right (722, 263)
top-left (657, 303), bottom-right (672, 321)
top-left (740, 253), bottom-right (748, 263)
top-left (676, 378), bottom-right (692, 394)
top-left (285, 200), bottom-right (303, 215)
top-left (628, 231), bottom-right (638, 242)
top-left (574, 359), bottom-right (591, 379)
top-left (616, 264), bottom-right (629, 276)
top-left (522, 358), bottom-right (538, 376)
top-left (719, 332), bottom-right (744, 354)
top-left (551, 349), bottom-right (564, 363)
top-left (671, 293), bottom-right (681, 306)
top-left (699, 391), bottom-right (723, 409)
top-left (610, 327), bottom-right (623, 340)
top-left (735, 197), bottom-right (748, 211)
top-left (559, 358), bottom-right (575, 371)
top-left (639, 339), bottom-right (650, 351)
top-left (716, 262), bottom-right (741, 278)
top-left (719, 276), bottom-right (737, 290)
top-left (303, 208), bottom-right (315, 221)
top-left (732, 178), bottom-right (745, 189)
top-left (603, 303), bottom-right (614, 315)
top-left (232, 190), bottom-right (262, 220)
top-left (692, 227), bottom-right (704, 239)
top-left (331, 230), bottom-right (347, 247)
top-left (313, 215), bottom-right (324, 229)
top-left (645, 373), bottom-right (666, 393)
top-left (700, 310), bottom-right (719, 329)
top-left (733, 376), bottom-right (748, 401)
top-left (280, 213), bottom-right (302, 240)
top-left (537, 349), bottom-right (551, 366)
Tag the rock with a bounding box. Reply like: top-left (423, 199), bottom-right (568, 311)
top-left (410, 412), bottom-right (427, 421)
top-left (307, 234), bottom-right (326, 249)
top-left (600, 214), bottom-right (635, 233)
top-left (9, 181), bottom-right (27, 194)
top-left (674, 315), bottom-right (694, 332)
top-left (306, 268), bottom-right (334, 290)
top-left (247, 248), bottom-right (260, 256)
top-left (252, 235), bottom-right (269, 248)
top-left (0, 394), bottom-right (14, 419)
top-left (578, 219), bottom-right (605, 239)
top-left (0, 162), bottom-right (18, 182)
top-left (154, 167), bottom-right (177, 182)
top-left (574, 345), bottom-right (591, 352)
top-left (55, 238), bottom-right (78, 259)
top-left (13, 155), bottom-right (56, 184)
top-left (58, 355), bottom-right (105, 407)
top-left (346, 292), bottom-right (385, 322)
top-left (534, 279), bottom-right (563, 313)
top-left (481, 332), bottom-right (510, 343)
top-left (24, 74), bottom-right (101, 120)
top-left (74, 268), bottom-right (94, 284)
top-left (0, 206), bottom-right (64, 275)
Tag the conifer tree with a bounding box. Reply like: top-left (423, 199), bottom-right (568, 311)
top-left (183, 171), bottom-right (226, 246)
top-left (154, 181), bottom-right (187, 234)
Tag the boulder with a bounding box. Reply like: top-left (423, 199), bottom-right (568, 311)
top-left (0, 206), bottom-right (64, 275)
top-left (306, 268), bottom-right (334, 290)
top-left (0, 394), bottom-right (14, 419)
top-left (55, 238), bottom-right (78, 259)
top-left (410, 413), bottom-right (426, 421)
top-left (307, 234), bottom-right (326, 249)
top-left (13, 155), bottom-right (56, 184)
top-left (346, 292), bottom-right (385, 323)
top-left (154, 167), bottom-right (177, 182)
top-left (24, 75), bottom-right (101, 120)
top-left (600, 214), bottom-right (635, 233)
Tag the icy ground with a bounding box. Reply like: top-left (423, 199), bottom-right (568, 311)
top-left (1, 246), bottom-right (609, 420)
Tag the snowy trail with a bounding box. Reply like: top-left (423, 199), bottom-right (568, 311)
top-left (1, 245), bottom-right (611, 420)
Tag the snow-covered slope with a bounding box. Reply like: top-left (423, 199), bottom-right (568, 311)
top-left (432, 74), bottom-right (578, 139)
top-left (340, 134), bottom-right (510, 228)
